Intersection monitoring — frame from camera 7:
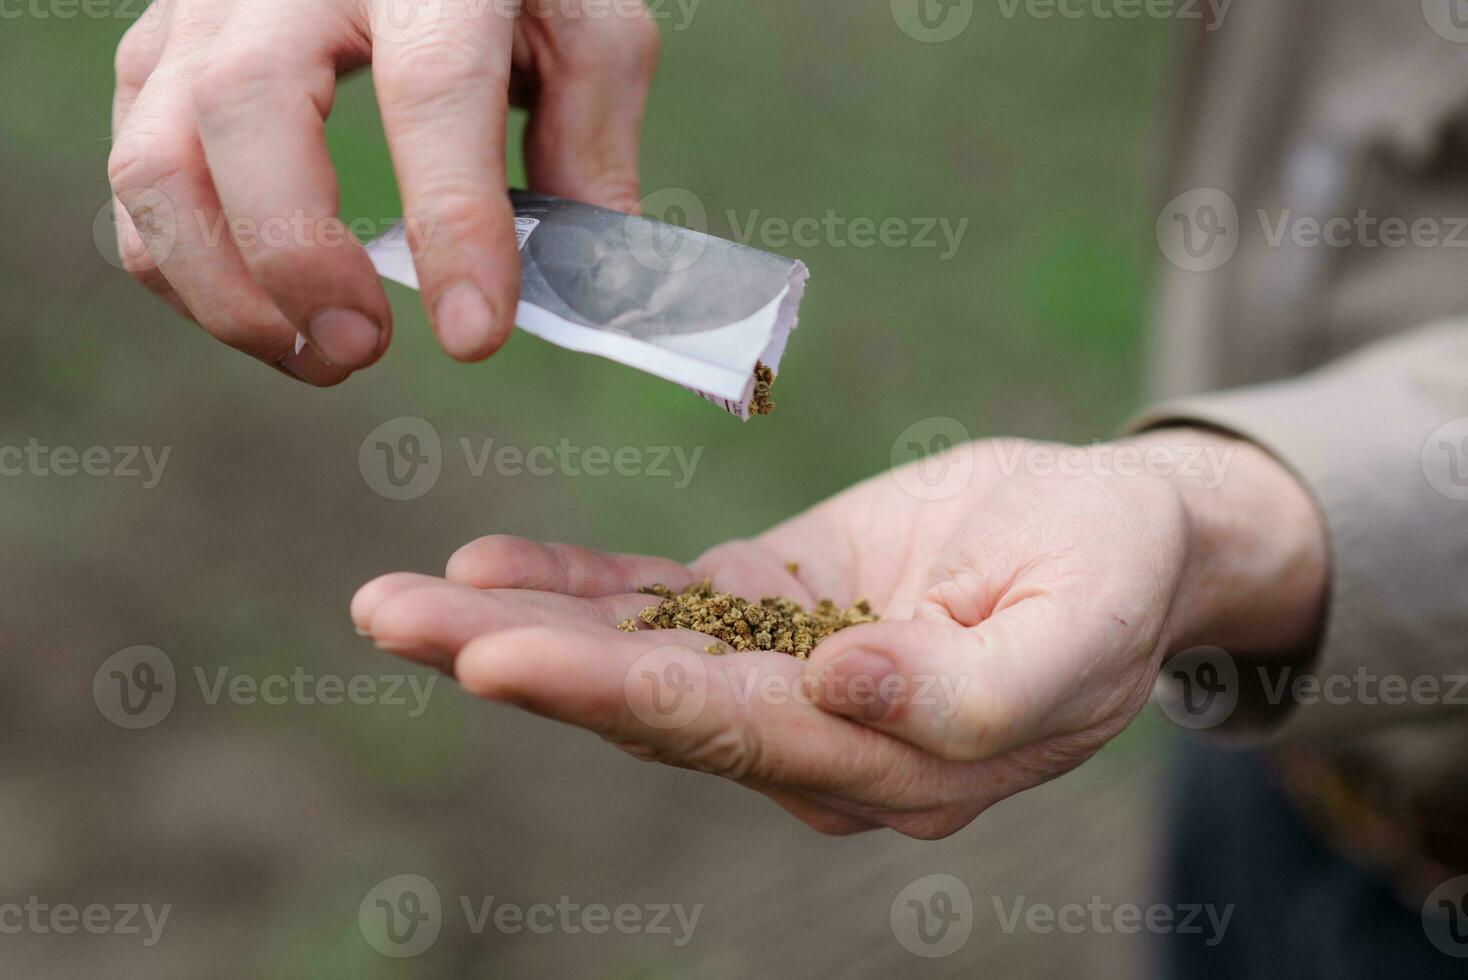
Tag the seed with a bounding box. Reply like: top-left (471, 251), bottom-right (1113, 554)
top-left (749, 362), bottom-right (777, 416)
top-left (635, 579), bottom-right (878, 659)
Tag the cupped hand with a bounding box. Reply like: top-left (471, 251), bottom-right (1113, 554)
top-left (109, 0), bottom-right (659, 383)
top-left (352, 431), bottom-right (1326, 838)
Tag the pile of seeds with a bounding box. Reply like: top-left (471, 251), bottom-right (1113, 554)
top-left (749, 362), bottom-right (776, 416)
top-left (618, 580), bottom-right (878, 658)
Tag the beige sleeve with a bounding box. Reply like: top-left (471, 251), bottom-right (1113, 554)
top-left (1126, 317), bottom-right (1468, 743)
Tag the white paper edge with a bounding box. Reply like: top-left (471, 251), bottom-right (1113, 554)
top-left (358, 222), bottom-right (807, 419)
top-left (515, 289), bottom-right (784, 402)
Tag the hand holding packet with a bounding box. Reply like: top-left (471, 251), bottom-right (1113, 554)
top-left (363, 191), bottom-right (809, 419)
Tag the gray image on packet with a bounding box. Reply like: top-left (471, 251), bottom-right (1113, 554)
top-left (363, 190), bottom-right (809, 419)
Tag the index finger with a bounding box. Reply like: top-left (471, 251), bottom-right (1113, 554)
top-left (370, 0), bottom-right (522, 361)
top-left (445, 535), bottom-right (694, 595)
top-left (191, 0), bottom-right (390, 370)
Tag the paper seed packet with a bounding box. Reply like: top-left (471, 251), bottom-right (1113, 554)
top-left (363, 191), bottom-right (809, 419)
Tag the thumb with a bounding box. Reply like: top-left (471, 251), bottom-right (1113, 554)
top-left (801, 603), bottom-right (1084, 763)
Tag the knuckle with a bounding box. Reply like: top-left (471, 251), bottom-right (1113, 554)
top-left (681, 724), bottom-right (761, 781)
top-left (122, 251), bottom-right (166, 283)
top-left (114, 26), bottom-right (160, 85)
top-left (240, 244), bottom-right (329, 297)
top-left (107, 132), bottom-right (191, 196)
top-left (179, 290), bottom-right (296, 359)
top-left (583, 172), bottom-right (642, 215)
top-left (228, 330), bottom-right (295, 364)
top-left (886, 808), bottom-right (978, 841)
top-left (801, 812), bottom-right (870, 837)
top-left (445, 535), bottom-right (509, 582)
top-left (191, 45), bottom-right (336, 122)
top-left (558, 12), bottom-right (659, 74)
top-left (378, 38), bottom-right (502, 114)
top-left (189, 49), bottom-right (272, 118)
top-left (407, 189), bottom-right (501, 256)
top-left (204, 312), bottom-right (295, 361)
top-left (606, 736), bottom-right (684, 768)
top-left (626, 14), bottom-right (661, 68)
top-left (364, 587), bottom-right (437, 645)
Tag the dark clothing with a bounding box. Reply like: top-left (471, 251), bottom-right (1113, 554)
top-left (1158, 743), bottom-right (1464, 979)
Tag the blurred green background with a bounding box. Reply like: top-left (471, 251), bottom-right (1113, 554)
top-left (1, 2), bottom-right (1177, 976)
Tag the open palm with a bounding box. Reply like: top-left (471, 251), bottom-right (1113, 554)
top-left (353, 438), bottom-right (1197, 838)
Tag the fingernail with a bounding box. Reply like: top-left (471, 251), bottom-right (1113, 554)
top-left (434, 281), bottom-right (495, 360)
top-left (309, 309), bottom-right (380, 367)
top-left (276, 342), bottom-right (350, 386)
top-left (819, 648), bottom-right (898, 722)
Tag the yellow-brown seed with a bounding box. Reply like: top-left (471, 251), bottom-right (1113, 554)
top-left (749, 362), bottom-right (777, 416)
top-left (635, 579), bottom-right (878, 659)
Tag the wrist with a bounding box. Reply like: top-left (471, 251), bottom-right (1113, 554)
top-left (1123, 427), bottom-right (1329, 658)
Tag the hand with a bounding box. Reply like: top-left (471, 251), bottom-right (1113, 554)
top-left (351, 429), bottom-right (1327, 838)
top-left (108, 0), bottom-right (659, 383)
